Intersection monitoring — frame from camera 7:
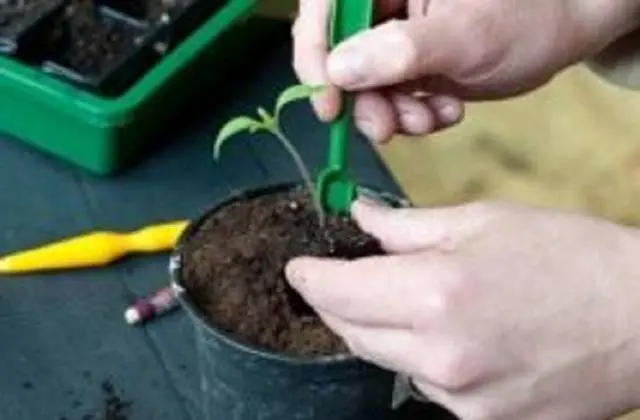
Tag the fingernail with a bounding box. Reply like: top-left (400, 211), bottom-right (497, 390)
top-left (285, 261), bottom-right (305, 287)
top-left (328, 47), bottom-right (367, 87)
top-left (431, 97), bottom-right (461, 125)
top-left (311, 87), bottom-right (340, 121)
top-left (356, 192), bottom-right (392, 209)
top-left (399, 109), bottom-right (430, 134)
top-left (312, 98), bottom-right (332, 121)
top-left (356, 116), bottom-right (381, 142)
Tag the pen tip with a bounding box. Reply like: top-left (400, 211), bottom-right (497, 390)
top-left (124, 308), bottom-right (140, 325)
top-left (0, 259), bottom-right (11, 274)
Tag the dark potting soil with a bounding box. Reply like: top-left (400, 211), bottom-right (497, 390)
top-left (181, 187), bottom-right (386, 357)
top-left (59, 379), bottom-right (132, 420)
top-left (96, 380), bottom-right (132, 420)
top-left (0, 0), bottom-right (53, 36)
top-left (44, 0), bottom-right (197, 79)
top-left (47, 0), bottom-right (142, 78)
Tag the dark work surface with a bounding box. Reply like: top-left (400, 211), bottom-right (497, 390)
top-left (0, 39), bottom-right (456, 420)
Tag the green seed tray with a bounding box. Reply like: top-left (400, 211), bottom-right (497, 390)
top-left (0, 0), bottom-right (284, 175)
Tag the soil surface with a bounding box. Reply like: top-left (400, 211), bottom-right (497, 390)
top-left (42, 0), bottom-right (196, 80)
top-left (45, 0), bottom-right (141, 78)
top-left (181, 187), bottom-right (386, 357)
top-left (0, 0), bottom-right (54, 36)
top-left (3, 0), bottom-right (219, 94)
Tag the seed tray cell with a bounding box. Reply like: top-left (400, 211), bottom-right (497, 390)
top-left (0, 0), bottom-right (290, 174)
top-left (0, 0), bottom-right (65, 55)
top-left (41, 2), bottom-right (155, 95)
top-left (3, 0), bottom-right (234, 96)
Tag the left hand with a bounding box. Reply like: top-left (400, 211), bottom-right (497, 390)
top-left (285, 198), bottom-right (640, 420)
top-left (292, 0), bottom-right (640, 142)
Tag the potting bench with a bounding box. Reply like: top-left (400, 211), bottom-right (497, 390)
top-left (0, 40), bottom-right (457, 419)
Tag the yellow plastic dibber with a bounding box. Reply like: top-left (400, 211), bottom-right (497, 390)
top-left (0, 220), bottom-right (188, 275)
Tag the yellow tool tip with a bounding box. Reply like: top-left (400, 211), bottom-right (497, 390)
top-left (0, 259), bottom-right (12, 274)
top-left (0, 256), bottom-right (24, 274)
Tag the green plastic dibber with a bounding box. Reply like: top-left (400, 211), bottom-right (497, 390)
top-left (316, 0), bottom-right (374, 215)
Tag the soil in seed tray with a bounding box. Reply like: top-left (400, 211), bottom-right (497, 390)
top-left (51, 0), bottom-right (140, 78)
top-left (99, 0), bottom-right (191, 24)
top-left (181, 187), bottom-right (386, 357)
top-left (0, 0), bottom-right (54, 36)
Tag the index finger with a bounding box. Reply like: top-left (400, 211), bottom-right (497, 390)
top-left (292, 0), bottom-right (341, 121)
top-left (292, 0), bottom-right (405, 121)
top-left (285, 252), bottom-right (457, 328)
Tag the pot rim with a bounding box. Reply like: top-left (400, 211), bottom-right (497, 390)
top-left (169, 181), bottom-right (411, 366)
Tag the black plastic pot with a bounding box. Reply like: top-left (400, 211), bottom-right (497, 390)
top-left (170, 183), bottom-right (412, 420)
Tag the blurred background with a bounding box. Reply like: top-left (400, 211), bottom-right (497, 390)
top-left (380, 65), bottom-right (640, 228)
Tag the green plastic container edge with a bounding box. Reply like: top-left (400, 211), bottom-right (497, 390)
top-left (0, 0), bottom-right (258, 125)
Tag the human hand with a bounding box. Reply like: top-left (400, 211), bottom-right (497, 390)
top-left (293, 0), bottom-right (640, 142)
top-left (286, 199), bottom-right (640, 419)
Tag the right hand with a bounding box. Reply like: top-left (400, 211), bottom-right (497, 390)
top-left (293, 0), bottom-right (640, 142)
top-left (286, 198), bottom-right (640, 420)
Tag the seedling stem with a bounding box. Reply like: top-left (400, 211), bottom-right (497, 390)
top-left (213, 84), bottom-right (327, 226)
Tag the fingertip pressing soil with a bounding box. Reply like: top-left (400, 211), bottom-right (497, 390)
top-left (181, 186), bottom-right (386, 358)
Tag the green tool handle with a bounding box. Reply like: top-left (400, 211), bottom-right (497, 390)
top-left (328, 97), bottom-right (354, 169)
top-left (330, 0), bottom-right (373, 50)
top-left (328, 0), bottom-right (374, 170)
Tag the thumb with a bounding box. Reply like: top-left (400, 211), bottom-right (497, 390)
top-left (352, 198), bottom-right (494, 254)
top-left (326, 11), bottom-right (479, 90)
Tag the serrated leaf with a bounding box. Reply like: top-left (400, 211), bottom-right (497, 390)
top-left (213, 116), bottom-right (262, 160)
top-left (275, 84), bottom-right (326, 117)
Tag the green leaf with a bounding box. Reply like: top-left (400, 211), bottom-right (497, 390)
top-left (275, 84), bottom-right (326, 117)
top-left (213, 116), bottom-right (262, 160)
